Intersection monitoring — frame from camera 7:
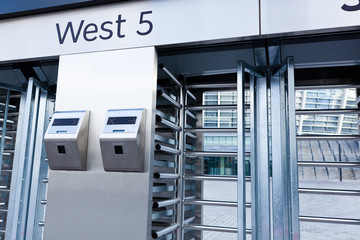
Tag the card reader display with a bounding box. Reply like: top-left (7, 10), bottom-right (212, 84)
top-left (44, 111), bottom-right (90, 170)
top-left (100, 109), bottom-right (146, 172)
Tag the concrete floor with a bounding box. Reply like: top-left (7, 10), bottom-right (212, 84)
top-left (202, 178), bottom-right (360, 240)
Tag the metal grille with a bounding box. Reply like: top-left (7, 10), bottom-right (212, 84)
top-left (151, 64), bottom-right (186, 240)
top-left (296, 85), bottom-right (360, 238)
top-left (0, 87), bottom-right (21, 239)
top-left (152, 59), bottom-right (301, 240)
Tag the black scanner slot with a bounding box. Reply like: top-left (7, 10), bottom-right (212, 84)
top-left (114, 145), bottom-right (123, 154)
top-left (57, 145), bottom-right (66, 154)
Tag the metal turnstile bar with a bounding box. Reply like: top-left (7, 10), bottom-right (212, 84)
top-left (185, 110), bottom-right (197, 121)
top-left (0, 130), bottom-right (17, 135)
top-left (186, 83), bottom-right (237, 90)
top-left (153, 198), bottom-right (180, 209)
top-left (154, 172), bottom-right (180, 179)
top-left (186, 105), bottom-right (237, 110)
top-left (184, 200), bottom-right (251, 208)
top-left (159, 63), bottom-right (182, 87)
top-left (184, 175), bottom-right (238, 182)
top-left (185, 132), bottom-right (197, 139)
top-left (0, 102), bottom-right (16, 110)
top-left (184, 199), bottom-right (237, 207)
top-left (186, 90), bottom-right (197, 102)
top-left (183, 224), bottom-right (252, 234)
top-left (183, 217), bottom-right (196, 225)
top-left (152, 224), bottom-right (180, 239)
top-left (155, 144), bottom-right (181, 155)
top-left (298, 161), bottom-right (360, 168)
top-left (0, 118), bottom-right (14, 124)
top-left (298, 188), bottom-right (360, 196)
top-left (296, 109), bottom-right (360, 115)
top-left (185, 128), bottom-right (237, 133)
top-left (156, 115), bottom-right (182, 132)
top-left (0, 112), bottom-right (18, 117)
top-left (183, 224), bottom-right (237, 233)
top-left (299, 216), bottom-right (360, 225)
top-left (185, 151), bottom-right (237, 157)
top-left (296, 135), bottom-right (360, 141)
top-left (156, 110), bottom-right (176, 123)
top-left (157, 90), bottom-right (182, 109)
top-left (0, 135), bottom-right (13, 140)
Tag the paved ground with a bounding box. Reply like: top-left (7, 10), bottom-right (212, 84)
top-left (202, 179), bottom-right (360, 240)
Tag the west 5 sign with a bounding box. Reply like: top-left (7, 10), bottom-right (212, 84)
top-left (0, 0), bottom-right (259, 62)
top-left (56, 11), bottom-right (153, 44)
top-left (261, 0), bottom-right (360, 35)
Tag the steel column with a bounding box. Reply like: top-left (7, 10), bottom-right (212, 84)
top-left (250, 70), bottom-right (257, 240)
top-left (25, 89), bottom-right (49, 240)
top-left (236, 61), bottom-right (246, 240)
top-left (6, 79), bottom-right (34, 240)
top-left (18, 85), bottom-right (40, 239)
top-left (286, 58), bottom-right (300, 240)
top-left (255, 76), bottom-right (271, 240)
top-left (271, 73), bottom-right (291, 240)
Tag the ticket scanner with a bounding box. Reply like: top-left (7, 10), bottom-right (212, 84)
top-left (100, 109), bottom-right (146, 172)
top-left (44, 110), bottom-right (90, 170)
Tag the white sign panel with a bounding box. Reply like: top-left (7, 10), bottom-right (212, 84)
top-left (0, 0), bottom-right (259, 62)
top-left (261, 0), bottom-right (360, 35)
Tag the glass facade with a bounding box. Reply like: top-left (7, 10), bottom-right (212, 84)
top-left (203, 88), bottom-right (359, 176)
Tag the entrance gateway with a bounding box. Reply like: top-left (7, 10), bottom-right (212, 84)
top-left (0, 1), bottom-right (360, 240)
top-left (0, 47), bottom-right (300, 240)
top-left (37, 48), bottom-right (299, 240)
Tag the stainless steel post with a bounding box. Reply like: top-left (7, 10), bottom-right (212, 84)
top-left (255, 76), bottom-right (271, 240)
top-left (236, 61), bottom-right (246, 240)
top-left (286, 57), bottom-right (300, 240)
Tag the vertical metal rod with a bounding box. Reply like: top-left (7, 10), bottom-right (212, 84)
top-left (0, 89), bottom-right (11, 174)
top-left (339, 144), bottom-right (343, 182)
top-left (177, 82), bottom-right (185, 240)
top-left (271, 75), bottom-right (289, 240)
top-left (250, 71), bottom-right (257, 240)
top-left (18, 85), bottom-right (40, 238)
top-left (282, 70), bottom-right (292, 240)
top-left (6, 79), bottom-right (34, 240)
top-left (286, 57), bottom-right (300, 240)
top-left (237, 61), bottom-right (246, 240)
top-left (25, 89), bottom-right (48, 240)
top-left (256, 76), bottom-right (271, 240)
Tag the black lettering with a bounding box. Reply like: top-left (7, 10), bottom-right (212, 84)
top-left (56, 20), bottom-right (85, 44)
top-left (342, 0), bottom-right (360, 11)
top-left (83, 23), bottom-right (98, 41)
top-left (99, 21), bottom-right (113, 40)
top-left (116, 14), bottom-right (126, 38)
top-left (137, 11), bottom-right (153, 36)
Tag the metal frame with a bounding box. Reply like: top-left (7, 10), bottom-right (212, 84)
top-left (5, 77), bottom-right (51, 240)
top-left (271, 57), bottom-right (300, 240)
top-left (0, 89), bottom-right (10, 174)
top-left (6, 78), bottom-right (34, 239)
top-left (236, 61), bottom-right (246, 240)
